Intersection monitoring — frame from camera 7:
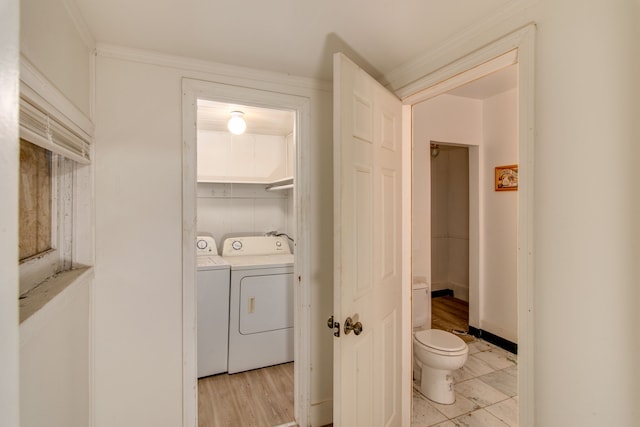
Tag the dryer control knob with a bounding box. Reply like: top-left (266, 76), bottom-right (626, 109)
top-left (232, 240), bottom-right (243, 251)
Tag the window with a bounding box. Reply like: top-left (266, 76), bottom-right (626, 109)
top-left (19, 139), bottom-right (52, 261)
top-left (18, 137), bottom-right (77, 295)
top-left (18, 80), bottom-right (92, 296)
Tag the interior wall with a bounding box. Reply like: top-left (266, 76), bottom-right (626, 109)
top-left (94, 49), bottom-right (333, 426)
top-left (395, 1), bottom-right (640, 424)
top-left (480, 88), bottom-right (517, 341)
top-left (197, 182), bottom-right (291, 251)
top-left (197, 130), bottom-right (288, 182)
top-left (20, 0), bottom-right (93, 116)
top-left (20, 278), bottom-right (91, 427)
top-left (0, 0), bottom-right (20, 425)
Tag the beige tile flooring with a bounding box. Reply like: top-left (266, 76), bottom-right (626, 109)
top-left (412, 339), bottom-right (518, 427)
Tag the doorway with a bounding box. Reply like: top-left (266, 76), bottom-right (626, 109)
top-left (406, 43), bottom-right (528, 424)
top-left (195, 99), bottom-right (296, 426)
top-left (182, 78), bottom-right (312, 426)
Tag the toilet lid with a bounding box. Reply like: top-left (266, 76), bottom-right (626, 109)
top-left (415, 329), bottom-right (466, 352)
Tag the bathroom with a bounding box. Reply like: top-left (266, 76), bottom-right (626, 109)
top-left (195, 99), bottom-right (297, 425)
top-left (410, 65), bottom-right (519, 406)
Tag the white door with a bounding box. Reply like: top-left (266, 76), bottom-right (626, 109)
top-left (333, 52), bottom-right (406, 426)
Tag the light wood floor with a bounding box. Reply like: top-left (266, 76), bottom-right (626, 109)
top-left (430, 295), bottom-right (474, 343)
top-left (198, 362), bottom-right (294, 427)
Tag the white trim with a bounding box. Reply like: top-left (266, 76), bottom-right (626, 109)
top-left (395, 25), bottom-right (533, 101)
top-left (401, 103), bottom-right (413, 426)
top-left (383, 0), bottom-right (535, 91)
top-left (398, 24), bottom-right (536, 427)
top-left (62, 0), bottom-right (96, 50)
top-left (400, 49), bottom-right (518, 105)
top-left (182, 78), bottom-right (312, 427)
top-left (98, 43), bottom-right (332, 94)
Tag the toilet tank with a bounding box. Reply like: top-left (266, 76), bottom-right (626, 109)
top-left (412, 282), bottom-right (430, 328)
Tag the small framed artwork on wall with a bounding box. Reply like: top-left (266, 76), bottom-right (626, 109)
top-left (495, 164), bottom-right (518, 191)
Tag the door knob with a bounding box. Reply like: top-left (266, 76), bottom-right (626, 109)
top-left (344, 317), bottom-right (363, 335)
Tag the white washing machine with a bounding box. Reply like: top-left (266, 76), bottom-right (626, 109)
top-left (222, 235), bottom-right (294, 374)
top-left (196, 235), bottom-right (230, 378)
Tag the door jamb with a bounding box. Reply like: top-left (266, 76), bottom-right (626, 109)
top-left (398, 24), bottom-right (536, 427)
top-left (181, 78), bottom-right (312, 427)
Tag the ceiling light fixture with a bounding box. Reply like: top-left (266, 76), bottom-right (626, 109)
top-left (227, 111), bottom-right (247, 135)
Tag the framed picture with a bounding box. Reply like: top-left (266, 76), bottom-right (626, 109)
top-left (495, 164), bottom-right (518, 191)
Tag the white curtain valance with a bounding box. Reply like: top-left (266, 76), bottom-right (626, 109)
top-left (19, 95), bottom-right (91, 164)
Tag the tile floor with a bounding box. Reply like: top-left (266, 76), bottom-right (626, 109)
top-left (412, 339), bottom-right (518, 427)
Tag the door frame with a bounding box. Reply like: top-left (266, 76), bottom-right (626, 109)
top-left (181, 78), bottom-right (312, 427)
top-left (398, 25), bottom-right (536, 427)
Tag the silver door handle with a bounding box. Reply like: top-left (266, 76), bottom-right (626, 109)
top-left (344, 317), bottom-right (363, 335)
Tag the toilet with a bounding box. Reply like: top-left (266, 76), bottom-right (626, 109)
top-left (412, 282), bottom-right (468, 404)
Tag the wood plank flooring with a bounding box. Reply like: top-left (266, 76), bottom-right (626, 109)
top-left (198, 362), bottom-right (294, 427)
top-left (430, 295), bottom-right (475, 343)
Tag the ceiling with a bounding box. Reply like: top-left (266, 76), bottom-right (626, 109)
top-left (197, 100), bottom-right (294, 135)
top-left (73, 1), bottom-right (518, 135)
top-left (74, 0), bottom-right (513, 82)
top-left (448, 64), bottom-right (517, 100)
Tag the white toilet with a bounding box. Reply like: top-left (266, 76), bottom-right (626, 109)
top-left (412, 282), bottom-right (468, 404)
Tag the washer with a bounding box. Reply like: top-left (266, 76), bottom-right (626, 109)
top-left (196, 234), bottom-right (230, 378)
top-left (222, 235), bottom-right (294, 374)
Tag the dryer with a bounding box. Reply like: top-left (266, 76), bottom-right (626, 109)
top-left (222, 236), bottom-right (294, 374)
top-left (196, 235), bottom-right (230, 378)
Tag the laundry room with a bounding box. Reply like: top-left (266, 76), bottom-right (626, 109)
top-left (196, 99), bottom-right (296, 248)
top-left (194, 99), bottom-right (298, 425)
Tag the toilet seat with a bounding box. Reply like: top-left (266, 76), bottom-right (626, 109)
top-left (415, 329), bottom-right (467, 356)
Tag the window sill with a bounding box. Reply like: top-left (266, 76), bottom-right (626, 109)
top-left (19, 266), bottom-right (93, 324)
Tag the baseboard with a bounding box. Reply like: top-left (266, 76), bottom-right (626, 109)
top-left (310, 399), bottom-right (332, 427)
top-left (431, 289), bottom-right (454, 298)
top-left (468, 326), bottom-right (518, 354)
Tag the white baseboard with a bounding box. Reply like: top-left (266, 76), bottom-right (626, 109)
top-left (309, 399), bottom-right (332, 427)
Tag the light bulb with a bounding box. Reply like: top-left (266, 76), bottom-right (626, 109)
top-left (227, 111), bottom-right (246, 135)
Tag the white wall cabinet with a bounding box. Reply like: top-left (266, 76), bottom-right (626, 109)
top-left (197, 130), bottom-right (294, 185)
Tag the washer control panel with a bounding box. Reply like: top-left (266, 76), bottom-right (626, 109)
top-left (222, 235), bottom-right (291, 256)
top-left (196, 235), bottom-right (218, 256)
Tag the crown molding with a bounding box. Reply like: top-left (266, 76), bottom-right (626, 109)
top-left (384, 0), bottom-right (535, 93)
top-left (95, 43), bottom-right (332, 94)
top-left (63, 0), bottom-right (96, 50)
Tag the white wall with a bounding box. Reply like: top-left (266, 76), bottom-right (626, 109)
top-left (197, 130), bottom-right (289, 182)
top-left (94, 48), bottom-right (333, 426)
top-left (20, 0), bottom-right (93, 116)
top-left (0, 0), bottom-right (20, 425)
top-left (395, 0), bottom-right (640, 424)
top-left (20, 278), bottom-right (91, 427)
top-left (480, 89), bottom-right (517, 341)
top-left (197, 182), bottom-right (291, 251)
